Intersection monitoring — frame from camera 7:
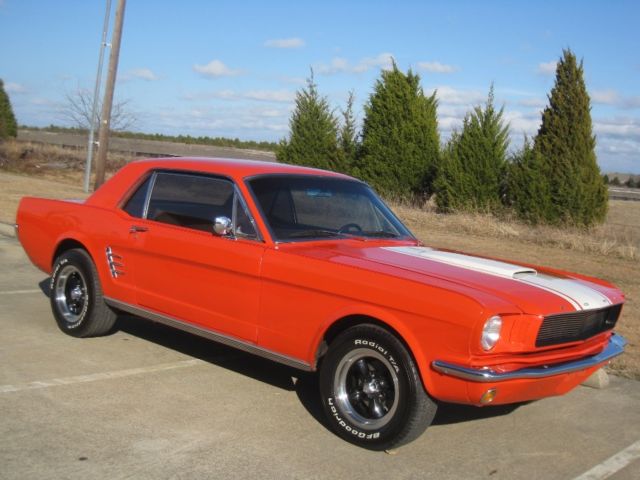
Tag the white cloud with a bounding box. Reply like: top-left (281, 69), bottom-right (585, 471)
top-left (591, 89), bottom-right (618, 105)
top-left (517, 97), bottom-right (546, 108)
top-left (264, 37), bottom-right (305, 48)
top-left (316, 57), bottom-right (349, 75)
top-left (417, 61), bottom-right (458, 74)
top-left (426, 86), bottom-right (485, 106)
top-left (193, 60), bottom-right (243, 78)
top-left (245, 90), bottom-right (296, 102)
top-left (353, 53), bottom-right (395, 73)
top-left (594, 117), bottom-right (640, 141)
top-left (503, 110), bottom-right (541, 134)
top-left (183, 89), bottom-right (295, 103)
top-left (125, 68), bottom-right (159, 81)
top-left (248, 106), bottom-right (291, 118)
top-left (537, 61), bottom-right (557, 75)
top-left (591, 89), bottom-right (640, 110)
top-left (30, 97), bottom-right (59, 106)
top-left (278, 75), bottom-right (306, 85)
top-left (151, 106), bottom-right (289, 137)
top-left (623, 97), bottom-right (640, 109)
top-left (5, 82), bottom-right (27, 94)
top-left (593, 117), bottom-right (640, 172)
top-left (315, 52), bottom-right (394, 75)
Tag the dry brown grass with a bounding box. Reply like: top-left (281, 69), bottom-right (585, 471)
top-left (392, 201), bottom-right (639, 261)
top-left (0, 139), bottom-right (135, 180)
top-left (0, 139), bottom-right (638, 379)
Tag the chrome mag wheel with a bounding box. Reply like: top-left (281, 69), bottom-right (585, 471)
top-left (334, 348), bottom-right (400, 430)
top-left (54, 265), bottom-right (88, 324)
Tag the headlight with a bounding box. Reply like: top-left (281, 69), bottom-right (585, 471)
top-left (481, 315), bottom-right (502, 351)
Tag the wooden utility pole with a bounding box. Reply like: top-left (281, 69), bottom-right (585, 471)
top-left (83, 0), bottom-right (112, 193)
top-left (94, 0), bottom-right (126, 190)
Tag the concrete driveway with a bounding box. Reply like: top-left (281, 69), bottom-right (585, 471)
top-left (0, 232), bottom-right (639, 480)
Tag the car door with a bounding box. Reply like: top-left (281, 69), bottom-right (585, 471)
top-left (125, 171), bottom-right (265, 342)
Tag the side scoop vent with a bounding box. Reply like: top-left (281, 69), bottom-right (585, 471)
top-left (106, 247), bottom-right (125, 278)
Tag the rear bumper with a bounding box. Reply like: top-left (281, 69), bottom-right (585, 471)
top-left (432, 333), bottom-right (626, 383)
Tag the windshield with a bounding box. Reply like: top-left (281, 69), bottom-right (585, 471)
top-left (247, 175), bottom-right (414, 242)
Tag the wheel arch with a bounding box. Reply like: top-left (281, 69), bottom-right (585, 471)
top-left (313, 313), bottom-right (435, 395)
top-left (52, 238), bottom-right (92, 268)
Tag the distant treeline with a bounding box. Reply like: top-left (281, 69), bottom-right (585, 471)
top-left (21, 125), bottom-right (279, 152)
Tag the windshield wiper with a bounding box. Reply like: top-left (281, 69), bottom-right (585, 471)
top-left (362, 231), bottom-right (399, 238)
top-left (288, 229), bottom-right (345, 239)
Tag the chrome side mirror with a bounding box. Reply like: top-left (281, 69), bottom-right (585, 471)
top-left (213, 216), bottom-right (233, 236)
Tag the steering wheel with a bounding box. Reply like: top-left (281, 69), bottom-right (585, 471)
top-left (338, 223), bottom-right (363, 234)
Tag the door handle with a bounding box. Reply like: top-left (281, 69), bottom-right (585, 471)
top-left (129, 225), bottom-right (148, 234)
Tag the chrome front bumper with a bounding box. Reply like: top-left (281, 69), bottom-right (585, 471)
top-left (432, 334), bottom-right (626, 383)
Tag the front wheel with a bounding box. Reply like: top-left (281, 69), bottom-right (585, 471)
top-left (50, 249), bottom-right (116, 337)
top-left (319, 324), bottom-right (437, 450)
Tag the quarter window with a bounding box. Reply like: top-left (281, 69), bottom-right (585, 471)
top-left (122, 175), bottom-right (152, 218)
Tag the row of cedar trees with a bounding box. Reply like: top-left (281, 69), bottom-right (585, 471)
top-left (277, 49), bottom-right (608, 227)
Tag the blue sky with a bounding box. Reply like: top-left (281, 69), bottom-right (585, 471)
top-left (1, 0), bottom-right (639, 173)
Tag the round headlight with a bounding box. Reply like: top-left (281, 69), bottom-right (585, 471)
top-left (481, 315), bottom-right (502, 351)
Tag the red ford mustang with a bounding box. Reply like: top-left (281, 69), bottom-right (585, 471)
top-left (16, 157), bottom-right (626, 449)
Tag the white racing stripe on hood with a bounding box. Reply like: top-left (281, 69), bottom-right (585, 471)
top-left (382, 246), bottom-right (612, 311)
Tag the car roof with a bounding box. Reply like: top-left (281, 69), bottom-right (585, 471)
top-left (130, 157), bottom-right (354, 180)
top-left (87, 157), bottom-right (359, 209)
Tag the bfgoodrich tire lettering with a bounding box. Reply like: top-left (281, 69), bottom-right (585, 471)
top-left (320, 324), bottom-right (437, 450)
top-left (50, 249), bottom-right (116, 337)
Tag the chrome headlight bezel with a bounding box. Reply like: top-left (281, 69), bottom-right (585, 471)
top-left (481, 315), bottom-right (503, 351)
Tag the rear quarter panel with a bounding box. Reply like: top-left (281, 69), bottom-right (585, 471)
top-left (16, 197), bottom-right (137, 304)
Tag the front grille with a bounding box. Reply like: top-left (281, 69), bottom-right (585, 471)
top-left (536, 304), bottom-right (622, 347)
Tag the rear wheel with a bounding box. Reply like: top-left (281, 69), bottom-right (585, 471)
top-left (50, 249), bottom-right (116, 337)
top-left (319, 324), bottom-right (437, 450)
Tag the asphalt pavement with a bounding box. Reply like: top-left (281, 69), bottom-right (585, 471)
top-left (1, 232), bottom-right (639, 480)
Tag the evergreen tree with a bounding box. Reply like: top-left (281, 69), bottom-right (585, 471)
top-left (610, 176), bottom-right (621, 186)
top-left (505, 139), bottom-right (552, 224)
top-left (626, 177), bottom-right (637, 188)
top-left (276, 72), bottom-right (339, 170)
top-left (533, 49), bottom-right (607, 226)
top-left (356, 62), bottom-right (439, 199)
top-left (0, 79), bottom-right (18, 139)
top-left (336, 90), bottom-right (358, 174)
top-left (602, 174), bottom-right (610, 184)
top-left (435, 85), bottom-right (509, 212)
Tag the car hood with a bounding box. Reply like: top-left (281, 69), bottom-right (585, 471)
top-left (283, 242), bottom-right (624, 316)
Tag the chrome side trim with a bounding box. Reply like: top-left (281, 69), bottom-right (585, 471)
top-left (141, 171), bottom-right (157, 220)
top-left (432, 334), bottom-right (627, 383)
top-left (104, 297), bottom-right (313, 371)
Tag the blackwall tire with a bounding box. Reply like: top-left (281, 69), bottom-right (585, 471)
top-left (50, 249), bottom-right (116, 337)
top-left (319, 324), bottom-right (437, 450)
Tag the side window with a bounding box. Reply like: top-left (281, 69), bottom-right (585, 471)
top-left (146, 172), bottom-right (234, 232)
top-left (123, 175), bottom-right (152, 218)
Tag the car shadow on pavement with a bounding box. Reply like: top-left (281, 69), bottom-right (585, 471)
top-left (36, 277), bottom-right (526, 434)
top-left (432, 401), bottom-right (525, 426)
top-left (38, 278), bottom-right (50, 296)
top-left (115, 313), bottom-right (334, 432)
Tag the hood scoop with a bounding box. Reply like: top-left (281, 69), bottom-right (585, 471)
top-left (382, 246), bottom-right (537, 279)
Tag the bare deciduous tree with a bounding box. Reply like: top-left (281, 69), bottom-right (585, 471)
top-left (60, 88), bottom-right (137, 132)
